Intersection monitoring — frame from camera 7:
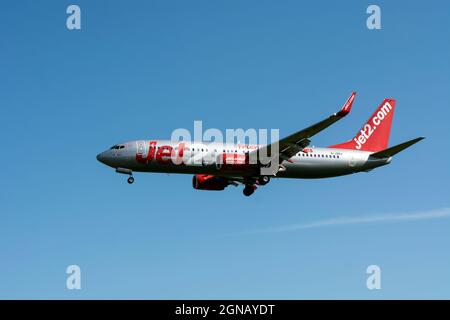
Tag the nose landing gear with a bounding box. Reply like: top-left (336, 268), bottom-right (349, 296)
top-left (116, 167), bottom-right (134, 184)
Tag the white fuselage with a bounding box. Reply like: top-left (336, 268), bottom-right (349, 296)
top-left (97, 140), bottom-right (391, 179)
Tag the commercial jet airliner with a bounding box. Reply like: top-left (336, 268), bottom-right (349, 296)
top-left (97, 92), bottom-right (424, 196)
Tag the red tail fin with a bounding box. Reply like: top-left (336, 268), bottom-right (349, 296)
top-left (329, 98), bottom-right (396, 152)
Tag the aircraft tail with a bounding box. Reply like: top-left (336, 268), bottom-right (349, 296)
top-left (329, 98), bottom-right (396, 152)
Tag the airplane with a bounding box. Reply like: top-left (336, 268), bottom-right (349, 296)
top-left (96, 92), bottom-right (424, 196)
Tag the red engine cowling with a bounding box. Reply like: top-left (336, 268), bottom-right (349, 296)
top-left (192, 174), bottom-right (229, 191)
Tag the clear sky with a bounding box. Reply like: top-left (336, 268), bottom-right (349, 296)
top-left (1, 0), bottom-right (449, 299)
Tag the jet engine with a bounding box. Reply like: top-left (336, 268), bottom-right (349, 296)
top-left (192, 174), bottom-right (230, 191)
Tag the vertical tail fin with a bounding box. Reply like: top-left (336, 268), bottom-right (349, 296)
top-left (329, 98), bottom-right (396, 152)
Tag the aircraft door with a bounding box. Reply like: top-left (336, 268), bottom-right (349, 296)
top-left (136, 140), bottom-right (147, 158)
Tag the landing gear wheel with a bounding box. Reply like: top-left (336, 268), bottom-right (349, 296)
top-left (243, 185), bottom-right (255, 197)
top-left (258, 176), bottom-right (270, 185)
top-left (127, 176), bottom-right (134, 184)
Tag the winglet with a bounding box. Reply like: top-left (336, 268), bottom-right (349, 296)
top-left (337, 91), bottom-right (356, 117)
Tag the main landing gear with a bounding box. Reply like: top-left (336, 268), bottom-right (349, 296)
top-left (257, 176), bottom-right (270, 185)
top-left (242, 176), bottom-right (271, 196)
top-left (243, 185), bottom-right (257, 197)
top-left (116, 167), bottom-right (134, 184)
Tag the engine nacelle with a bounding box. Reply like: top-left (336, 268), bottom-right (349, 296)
top-left (192, 174), bottom-right (229, 191)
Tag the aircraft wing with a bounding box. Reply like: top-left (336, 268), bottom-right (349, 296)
top-left (250, 92), bottom-right (356, 163)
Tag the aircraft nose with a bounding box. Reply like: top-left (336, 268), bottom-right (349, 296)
top-left (96, 152), bottom-right (107, 164)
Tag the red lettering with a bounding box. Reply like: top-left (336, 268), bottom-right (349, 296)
top-left (156, 145), bottom-right (173, 164)
top-left (136, 141), bottom-right (157, 164)
top-left (173, 143), bottom-right (185, 165)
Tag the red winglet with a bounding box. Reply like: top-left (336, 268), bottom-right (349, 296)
top-left (337, 91), bottom-right (356, 117)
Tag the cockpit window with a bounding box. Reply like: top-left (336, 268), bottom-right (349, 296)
top-left (110, 145), bottom-right (125, 150)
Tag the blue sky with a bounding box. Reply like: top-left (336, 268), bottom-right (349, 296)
top-left (1, 0), bottom-right (449, 299)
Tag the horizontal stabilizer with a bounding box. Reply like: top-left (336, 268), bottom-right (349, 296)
top-left (370, 137), bottom-right (425, 158)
